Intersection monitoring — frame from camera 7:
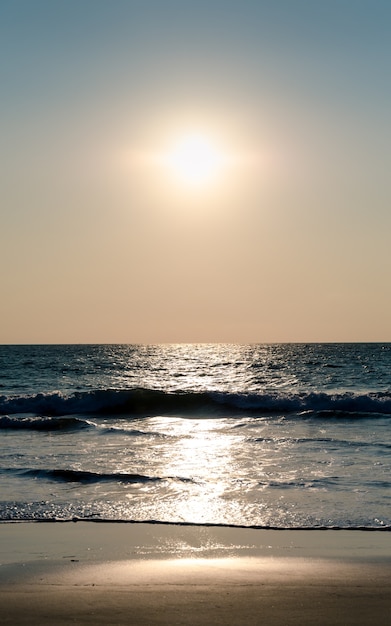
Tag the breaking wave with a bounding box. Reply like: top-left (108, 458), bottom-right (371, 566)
top-left (1, 387), bottom-right (391, 419)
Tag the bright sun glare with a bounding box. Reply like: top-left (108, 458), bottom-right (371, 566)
top-left (164, 133), bottom-right (225, 187)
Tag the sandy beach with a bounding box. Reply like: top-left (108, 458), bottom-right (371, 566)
top-left (0, 523), bottom-right (390, 625)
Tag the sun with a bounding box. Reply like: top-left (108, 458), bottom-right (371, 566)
top-left (164, 133), bottom-right (225, 187)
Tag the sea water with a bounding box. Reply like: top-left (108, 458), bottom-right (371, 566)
top-left (0, 343), bottom-right (390, 529)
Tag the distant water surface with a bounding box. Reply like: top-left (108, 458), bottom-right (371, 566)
top-left (0, 343), bottom-right (390, 528)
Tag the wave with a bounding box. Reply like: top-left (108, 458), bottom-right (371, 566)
top-left (1, 387), bottom-right (391, 418)
top-left (0, 416), bottom-right (166, 436)
top-left (102, 426), bottom-right (166, 437)
top-left (251, 436), bottom-right (391, 450)
top-left (0, 415), bottom-right (92, 431)
top-left (262, 477), bottom-right (391, 491)
top-left (262, 477), bottom-right (342, 490)
top-left (10, 468), bottom-right (194, 485)
top-left (0, 513), bottom-right (389, 530)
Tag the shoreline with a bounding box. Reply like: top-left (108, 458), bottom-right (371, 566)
top-left (3, 517), bottom-right (391, 528)
top-left (1, 520), bottom-right (391, 561)
top-left (1, 523), bottom-right (391, 624)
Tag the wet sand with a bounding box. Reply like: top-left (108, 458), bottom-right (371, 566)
top-left (1, 522), bottom-right (390, 625)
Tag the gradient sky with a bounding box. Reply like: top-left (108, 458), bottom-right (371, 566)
top-left (1, 0), bottom-right (390, 343)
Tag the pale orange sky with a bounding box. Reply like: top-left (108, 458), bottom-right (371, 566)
top-left (1, 1), bottom-right (390, 343)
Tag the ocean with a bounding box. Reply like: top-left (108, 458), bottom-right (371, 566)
top-left (0, 343), bottom-right (390, 529)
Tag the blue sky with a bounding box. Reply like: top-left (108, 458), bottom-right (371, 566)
top-left (1, 1), bottom-right (390, 343)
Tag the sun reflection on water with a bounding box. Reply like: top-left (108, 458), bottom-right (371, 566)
top-left (148, 417), bottom-right (241, 523)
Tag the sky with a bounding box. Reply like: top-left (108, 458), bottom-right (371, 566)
top-left (1, 0), bottom-right (390, 344)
